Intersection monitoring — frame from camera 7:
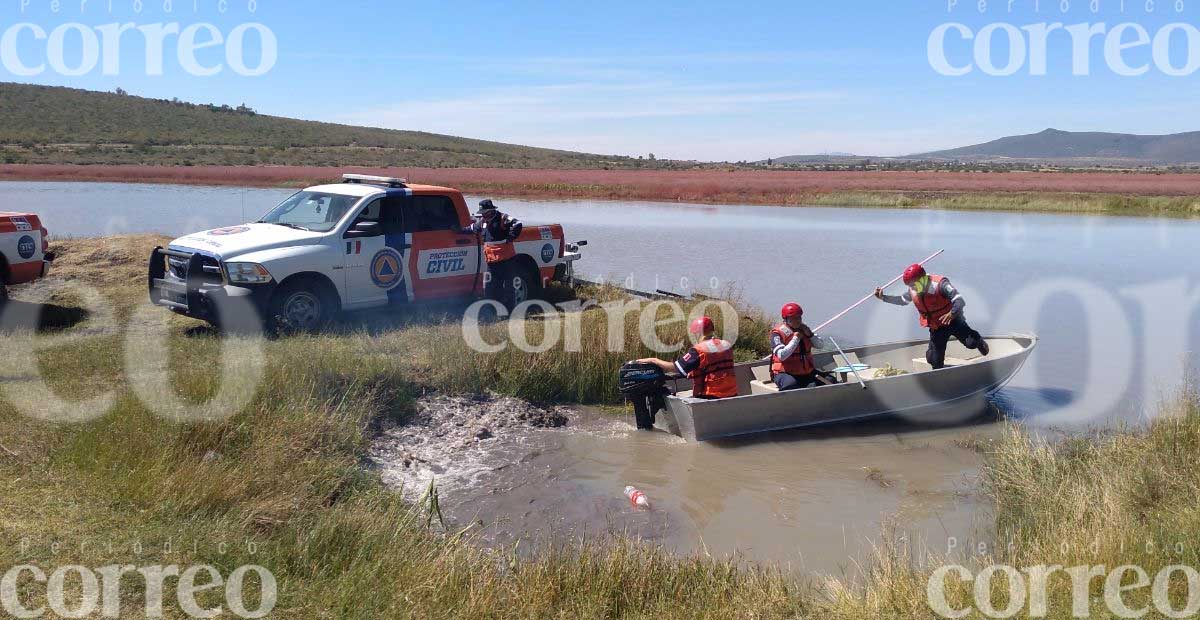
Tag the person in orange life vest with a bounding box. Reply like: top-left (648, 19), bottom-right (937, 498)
top-left (461, 199), bottom-right (523, 300)
top-left (874, 264), bottom-right (990, 370)
top-left (635, 316), bottom-right (738, 399)
top-left (770, 302), bottom-right (834, 391)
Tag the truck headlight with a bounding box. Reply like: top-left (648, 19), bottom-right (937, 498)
top-left (225, 262), bottom-right (273, 284)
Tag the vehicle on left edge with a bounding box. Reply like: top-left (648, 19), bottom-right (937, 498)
top-left (0, 212), bottom-right (53, 305)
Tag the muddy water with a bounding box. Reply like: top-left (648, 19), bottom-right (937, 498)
top-left (449, 409), bottom-right (987, 574)
top-left (8, 181), bottom-right (1200, 571)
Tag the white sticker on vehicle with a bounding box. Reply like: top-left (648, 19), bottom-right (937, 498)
top-left (539, 226), bottom-right (553, 240)
top-left (417, 248), bottom-right (475, 280)
top-left (10, 216), bottom-right (32, 232)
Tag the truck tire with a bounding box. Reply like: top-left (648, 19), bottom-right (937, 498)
top-left (270, 278), bottom-right (334, 332)
top-left (501, 261), bottom-right (541, 310)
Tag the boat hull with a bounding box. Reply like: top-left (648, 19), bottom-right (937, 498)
top-left (654, 334), bottom-right (1036, 442)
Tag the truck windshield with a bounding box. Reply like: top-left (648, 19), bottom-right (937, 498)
top-left (259, 191), bottom-right (360, 232)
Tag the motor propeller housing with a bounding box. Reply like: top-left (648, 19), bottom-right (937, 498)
top-left (618, 362), bottom-right (671, 430)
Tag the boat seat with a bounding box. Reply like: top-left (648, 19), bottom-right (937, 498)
top-left (751, 379), bottom-right (779, 394)
top-left (829, 351), bottom-right (866, 383)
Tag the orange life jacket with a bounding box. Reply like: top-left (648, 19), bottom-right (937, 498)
top-left (690, 338), bottom-right (737, 399)
top-left (770, 323), bottom-right (815, 376)
top-left (912, 274), bottom-right (953, 329)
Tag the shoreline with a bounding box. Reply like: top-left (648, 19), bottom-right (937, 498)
top-left (3, 163), bottom-right (1200, 218)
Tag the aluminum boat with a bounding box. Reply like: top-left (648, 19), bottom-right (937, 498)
top-left (651, 334), bottom-right (1037, 442)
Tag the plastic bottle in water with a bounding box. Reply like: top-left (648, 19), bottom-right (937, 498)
top-left (624, 485), bottom-right (650, 508)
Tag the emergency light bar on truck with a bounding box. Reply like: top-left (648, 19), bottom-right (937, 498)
top-left (342, 174), bottom-right (408, 188)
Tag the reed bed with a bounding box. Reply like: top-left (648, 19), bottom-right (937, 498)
top-left (4, 165), bottom-right (1200, 216)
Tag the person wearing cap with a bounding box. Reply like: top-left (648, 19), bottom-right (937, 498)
top-left (769, 302), bottom-right (833, 390)
top-left (461, 199), bottom-right (523, 300)
top-left (635, 316), bottom-right (738, 399)
top-left (874, 264), bottom-right (989, 369)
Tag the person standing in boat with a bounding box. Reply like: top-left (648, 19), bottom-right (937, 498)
top-left (874, 264), bottom-right (989, 369)
top-left (635, 316), bottom-right (738, 399)
top-left (769, 302), bottom-right (833, 390)
top-left (461, 199), bottom-right (523, 301)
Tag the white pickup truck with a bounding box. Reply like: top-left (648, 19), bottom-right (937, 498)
top-left (149, 175), bottom-right (583, 329)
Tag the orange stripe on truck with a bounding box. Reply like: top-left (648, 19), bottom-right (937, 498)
top-left (7, 260), bottom-right (44, 284)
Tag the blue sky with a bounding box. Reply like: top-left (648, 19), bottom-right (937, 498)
top-left (3, 0), bottom-right (1200, 160)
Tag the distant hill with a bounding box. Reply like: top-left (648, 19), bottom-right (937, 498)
top-left (0, 82), bottom-right (651, 169)
top-left (910, 128), bottom-right (1200, 164)
top-left (765, 152), bottom-right (858, 164)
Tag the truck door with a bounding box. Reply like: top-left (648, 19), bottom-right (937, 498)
top-left (343, 196), bottom-right (413, 306)
top-left (406, 195), bottom-right (481, 300)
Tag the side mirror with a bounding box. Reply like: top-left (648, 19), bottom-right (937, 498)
top-left (344, 221), bottom-right (382, 238)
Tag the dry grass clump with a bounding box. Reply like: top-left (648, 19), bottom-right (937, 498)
top-left (875, 363), bottom-right (909, 377)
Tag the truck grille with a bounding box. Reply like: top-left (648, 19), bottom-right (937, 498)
top-left (165, 251), bottom-right (223, 285)
top-left (168, 257), bottom-right (187, 279)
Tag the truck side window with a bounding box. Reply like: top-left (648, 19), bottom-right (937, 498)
top-left (355, 199), bottom-right (382, 223)
top-left (381, 197), bottom-right (406, 235)
top-left (404, 196), bottom-right (460, 232)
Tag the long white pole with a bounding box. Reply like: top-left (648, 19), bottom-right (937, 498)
top-left (826, 335), bottom-right (867, 390)
top-left (812, 249), bottom-right (944, 334)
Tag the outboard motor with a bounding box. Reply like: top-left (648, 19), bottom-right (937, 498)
top-left (618, 361), bottom-right (671, 430)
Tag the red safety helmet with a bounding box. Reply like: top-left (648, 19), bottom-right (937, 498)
top-left (689, 316), bottom-right (715, 336)
top-left (781, 302), bottom-right (803, 319)
top-left (902, 264), bottom-right (926, 285)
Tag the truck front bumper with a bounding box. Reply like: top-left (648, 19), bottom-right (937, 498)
top-left (148, 247), bottom-right (274, 323)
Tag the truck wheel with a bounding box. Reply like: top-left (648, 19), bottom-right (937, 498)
top-left (271, 279), bottom-right (333, 332)
top-left (502, 262), bottom-right (541, 309)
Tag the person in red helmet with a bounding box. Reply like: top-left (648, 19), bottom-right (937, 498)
top-left (769, 302), bottom-right (834, 390)
top-left (635, 316), bottom-right (738, 399)
top-left (875, 264), bottom-right (989, 369)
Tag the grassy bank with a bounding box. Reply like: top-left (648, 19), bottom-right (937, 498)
top-left (4, 164), bottom-right (1200, 218)
top-left (826, 384), bottom-right (1200, 619)
top-left (1, 235), bottom-right (796, 618)
top-left (4, 235), bottom-right (1200, 618)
